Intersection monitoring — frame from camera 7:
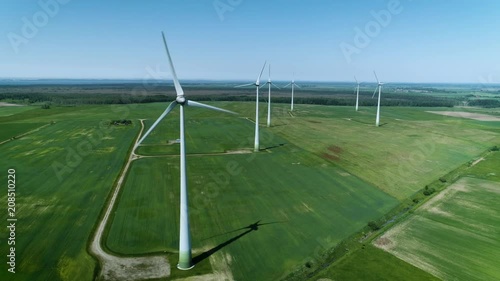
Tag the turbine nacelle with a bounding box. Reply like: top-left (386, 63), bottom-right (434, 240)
top-left (176, 96), bottom-right (186, 104)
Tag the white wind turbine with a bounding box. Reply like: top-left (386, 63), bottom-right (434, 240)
top-left (372, 71), bottom-right (384, 127)
top-left (354, 76), bottom-right (360, 111)
top-left (283, 73), bottom-right (301, 111)
top-left (262, 64), bottom-right (280, 127)
top-left (137, 32), bottom-right (237, 270)
top-left (235, 61), bottom-right (267, 152)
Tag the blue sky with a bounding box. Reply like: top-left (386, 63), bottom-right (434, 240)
top-left (1, 0), bottom-right (500, 83)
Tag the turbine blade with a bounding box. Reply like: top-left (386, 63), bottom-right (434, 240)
top-left (372, 87), bottom-right (378, 98)
top-left (294, 83), bottom-right (301, 88)
top-left (354, 76), bottom-right (358, 84)
top-left (186, 100), bottom-right (238, 115)
top-left (161, 32), bottom-right (184, 97)
top-left (373, 71), bottom-right (380, 84)
top-left (283, 82), bottom-right (292, 88)
top-left (272, 83), bottom-right (281, 90)
top-left (138, 101), bottom-right (177, 144)
top-left (235, 83), bottom-right (255, 88)
top-left (256, 61), bottom-right (267, 85)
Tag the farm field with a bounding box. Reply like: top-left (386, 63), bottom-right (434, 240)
top-left (310, 149), bottom-right (500, 281)
top-left (275, 104), bottom-right (500, 200)
top-left (0, 105), bottom-right (36, 117)
top-left (312, 244), bottom-right (440, 281)
top-left (1, 101), bottom-right (499, 280)
top-left (107, 129), bottom-right (397, 280)
top-left (0, 105), bottom-right (141, 281)
top-left (374, 176), bottom-right (500, 281)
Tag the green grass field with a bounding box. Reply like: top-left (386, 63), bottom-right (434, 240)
top-left (1, 101), bottom-right (499, 280)
top-left (373, 174), bottom-right (500, 281)
top-left (0, 122), bottom-right (47, 143)
top-left (106, 112), bottom-right (398, 280)
top-left (313, 244), bottom-right (440, 281)
top-left (274, 105), bottom-right (500, 200)
top-left (0, 106), bottom-right (140, 281)
top-left (0, 106), bottom-right (36, 117)
top-left (311, 150), bottom-right (500, 281)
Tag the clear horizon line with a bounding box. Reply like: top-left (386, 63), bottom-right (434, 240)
top-left (0, 77), bottom-right (497, 85)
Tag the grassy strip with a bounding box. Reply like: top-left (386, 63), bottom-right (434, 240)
top-left (313, 244), bottom-right (440, 281)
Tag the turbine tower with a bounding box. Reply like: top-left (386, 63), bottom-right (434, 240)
top-left (235, 62), bottom-right (267, 152)
top-left (354, 76), bottom-right (360, 111)
top-left (262, 64), bottom-right (280, 127)
top-left (283, 73), bottom-right (301, 111)
top-left (372, 71), bottom-right (384, 127)
top-left (137, 32), bottom-right (236, 270)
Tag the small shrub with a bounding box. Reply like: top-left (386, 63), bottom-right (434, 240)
top-left (110, 120), bottom-right (132, 126)
top-left (491, 146), bottom-right (499, 152)
top-left (423, 186), bottom-right (436, 196)
top-left (412, 198), bottom-right (420, 204)
top-left (368, 221), bottom-right (380, 231)
top-left (439, 177), bottom-right (447, 183)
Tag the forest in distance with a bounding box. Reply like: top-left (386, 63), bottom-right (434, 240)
top-left (1, 82), bottom-right (500, 108)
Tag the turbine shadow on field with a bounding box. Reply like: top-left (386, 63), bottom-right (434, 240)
top-left (193, 220), bottom-right (284, 265)
top-left (262, 143), bottom-right (286, 151)
top-left (349, 119), bottom-right (373, 125)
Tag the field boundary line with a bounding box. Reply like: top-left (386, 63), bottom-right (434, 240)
top-left (0, 123), bottom-right (51, 145)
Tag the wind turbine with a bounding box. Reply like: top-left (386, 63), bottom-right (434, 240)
top-left (262, 64), bottom-right (280, 127)
top-left (354, 76), bottom-right (360, 111)
top-left (372, 71), bottom-right (384, 127)
top-left (137, 32), bottom-right (236, 270)
top-left (283, 73), bottom-right (301, 111)
top-left (235, 62), bottom-right (267, 152)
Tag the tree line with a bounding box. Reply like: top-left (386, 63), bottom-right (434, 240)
top-left (0, 85), bottom-right (465, 107)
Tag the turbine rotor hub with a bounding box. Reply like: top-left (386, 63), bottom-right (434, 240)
top-left (176, 96), bottom-right (186, 104)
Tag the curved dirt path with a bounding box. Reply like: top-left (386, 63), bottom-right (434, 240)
top-left (89, 120), bottom-right (170, 281)
top-left (90, 119), bottom-right (238, 281)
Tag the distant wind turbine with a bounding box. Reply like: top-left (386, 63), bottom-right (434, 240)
top-left (372, 71), bottom-right (384, 127)
top-left (138, 32), bottom-right (237, 270)
top-left (235, 62), bottom-right (267, 152)
top-left (283, 73), bottom-right (301, 111)
top-left (262, 64), bottom-right (280, 127)
top-left (354, 76), bottom-right (360, 111)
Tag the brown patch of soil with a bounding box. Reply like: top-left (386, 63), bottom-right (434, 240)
top-left (328, 145), bottom-right (343, 154)
top-left (322, 153), bottom-right (339, 161)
